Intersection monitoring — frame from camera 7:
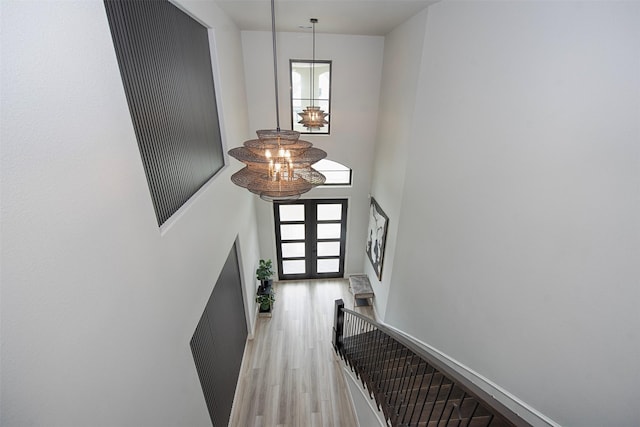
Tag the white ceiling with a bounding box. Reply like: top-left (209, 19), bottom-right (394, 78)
top-left (213, 0), bottom-right (438, 36)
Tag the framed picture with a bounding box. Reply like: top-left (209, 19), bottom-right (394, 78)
top-left (366, 197), bottom-right (389, 281)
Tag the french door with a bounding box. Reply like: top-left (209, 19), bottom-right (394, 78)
top-left (274, 199), bottom-right (348, 280)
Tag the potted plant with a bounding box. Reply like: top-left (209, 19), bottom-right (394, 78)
top-left (256, 289), bottom-right (275, 313)
top-left (256, 259), bottom-right (274, 293)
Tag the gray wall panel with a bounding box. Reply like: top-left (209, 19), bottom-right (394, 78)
top-left (190, 243), bottom-right (247, 426)
top-left (104, 0), bottom-right (224, 226)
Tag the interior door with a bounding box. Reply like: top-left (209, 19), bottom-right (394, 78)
top-left (274, 199), bottom-right (348, 280)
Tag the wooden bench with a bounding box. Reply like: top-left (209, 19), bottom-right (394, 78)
top-left (349, 274), bottom-right (374, 306)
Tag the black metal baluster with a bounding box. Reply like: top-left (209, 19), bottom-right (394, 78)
top-left (344, 313), bottom-right (354, 370)
top-left (406, 360), bottom-right (428, 425)
top-left (463, 399), bottom-right (480, 427)
top-left (485, 413), bottom-right (494, 427)
top-left (347, 312), bottom-right (354, 339)
top-left (381, 339), bottom-right (400, 418)
top-left (370, 330), bottom-right (388, 408)
top-left (396, 353), bottom-right (416, 424)
top-left (360, 319), bottom-right (368, 361)
top-left (331, 309), bottom-right (521, 427)
top-left (391, 348), bottom-right (406, 413)
top-left (365, 323), bottom-right (375, 389)
top-left (402, 354), bottom-right (418, 423)
top-left (383, 340), bottom-right (402, 398)
top-left (357, 317), bottom-right (366, 385)
top-left (360, 322), bottom-right (373, 395)
top-left (389, 347), bottom-right (409, 424)
top-left (378, 336), bottom-right (392, 395)
top-left (333, 299), bottom-right (344, 355)
top-left (436, 381), bottom-right (456, 424)
top-left (415, 364), bottom-right (435, 425)
top-left (424, 370), bottom-right (445, 423)
top-left (349, 315), bottom-right (358, 372)
top-left (400, 358), bottom-right (424, 425)
top-left (447, 391), bottom-right (466, 427)
top-left (393, 352), bottom-right (413, 409)
top-left (379, 339), bottom-right (394, 398)
top-left (349, 315), bottom-right (358, 373)
top-left (341, 313), bottom-right (348, 362)
top-left (364, 324), bottom-right (378, 397)
top-left (351, 315), bottom-right (360, 371)
top-left (350, 315), bottom-right (358, 371)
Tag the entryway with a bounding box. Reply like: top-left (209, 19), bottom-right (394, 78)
top-left (273, 199), bottom-right (348, 280)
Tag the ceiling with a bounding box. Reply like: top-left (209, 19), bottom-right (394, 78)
top-left (213, 0), bottom-right (438, 36)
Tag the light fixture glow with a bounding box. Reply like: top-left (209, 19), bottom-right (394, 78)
top-left (229, 1), bottom-right (327, 201)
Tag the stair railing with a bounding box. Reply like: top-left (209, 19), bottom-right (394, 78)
top-left (333, 299), bottom-right (530, 427)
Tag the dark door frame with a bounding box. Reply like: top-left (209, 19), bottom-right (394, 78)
top-left (273, 199), bottom-right (348, 280)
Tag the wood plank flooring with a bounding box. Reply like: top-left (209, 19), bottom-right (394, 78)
top-left (230, 279), bottom-right (374, 427)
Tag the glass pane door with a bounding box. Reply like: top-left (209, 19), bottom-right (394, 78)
top-left (274, 199), bottom-right (347, 280)
top-left (277, 203), bottom-right (306, 276)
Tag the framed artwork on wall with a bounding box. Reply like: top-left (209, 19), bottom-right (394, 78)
top-left (366, 197), bottom-right (389, 281)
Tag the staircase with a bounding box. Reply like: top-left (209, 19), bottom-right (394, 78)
top-left (332, 300), bottom-right (530, 427)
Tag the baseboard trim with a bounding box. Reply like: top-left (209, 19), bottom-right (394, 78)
top-left (378, 321), bottom-right (560, 427)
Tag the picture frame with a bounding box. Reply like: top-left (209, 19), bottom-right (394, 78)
top-left (366, 197), bottom-right (389, 281)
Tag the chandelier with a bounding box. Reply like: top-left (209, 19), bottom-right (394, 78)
top-left (228, 0), bottom-right (327, 201)
top-left (298, 18), bottom-right (329, 130)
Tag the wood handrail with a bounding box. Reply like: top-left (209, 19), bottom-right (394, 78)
top-left (334, 301), bottom-right (531, 427)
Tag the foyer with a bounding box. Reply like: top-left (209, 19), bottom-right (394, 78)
top-left (230, 279), bottom-right (373, 426)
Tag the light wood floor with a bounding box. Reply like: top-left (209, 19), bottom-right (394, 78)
top-left (230, 279), bottom-right (375, 427)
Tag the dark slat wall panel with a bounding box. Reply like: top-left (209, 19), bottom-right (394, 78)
top-left (104, 0), bottom-right (224, 226)
top-left (191, 314), bottom-right (222, 426)
top-left (190, 243), bottom-right (247, 426)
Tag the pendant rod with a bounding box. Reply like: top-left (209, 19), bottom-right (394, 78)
top-left (271, 0), bottom-right (280, 130)
top-left (311, 18), bottom-right (317, 108)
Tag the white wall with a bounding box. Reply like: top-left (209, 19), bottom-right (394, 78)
top-left (383, 1), bottom-right (640, 425)
top-left (366, 9), bottom-right (429, 321)
top-left (240, 31), bottom-right (384, 277)
top-left (1, 1), bottom-right (259, 426)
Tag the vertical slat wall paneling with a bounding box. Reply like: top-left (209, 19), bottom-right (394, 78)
top-left (190, 243), bottom-right (247, 426)
top-left (191, 314), bottom-right (221, 426)
top-left (104, 0), bottom-right (224, 226)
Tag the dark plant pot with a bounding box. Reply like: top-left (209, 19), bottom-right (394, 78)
top-left (259, 279), bottom-right (273, 294)
top-left (259, 303), bottom-right (271, 312)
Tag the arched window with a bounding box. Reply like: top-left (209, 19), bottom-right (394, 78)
top-left (312, 159), bottom-right (352, 186)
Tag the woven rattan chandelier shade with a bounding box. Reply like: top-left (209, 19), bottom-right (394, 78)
top-left (228, 0), bottom-right (327, 201)
top-left (298, 106), bottom-right (329, 130)
top-left (229, 130), bottom-right (326, 201)
top-left (298, 18), bottom-right (328, 130)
